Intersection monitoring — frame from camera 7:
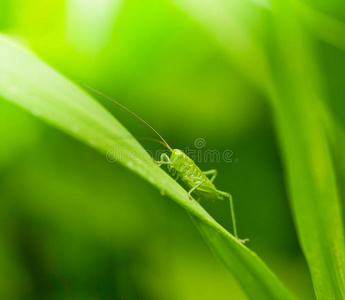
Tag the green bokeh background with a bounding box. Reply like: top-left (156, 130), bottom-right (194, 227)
top-left (1, 0), bottom-right (345, 299)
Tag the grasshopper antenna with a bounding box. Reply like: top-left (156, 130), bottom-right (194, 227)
top-left (136, 137), bottom-right (172, 151)
top-left (84, 84), bottom-right (173, 152)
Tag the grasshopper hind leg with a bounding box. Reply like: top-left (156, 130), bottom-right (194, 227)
top-left (215, 189), bottom-right (249, 244)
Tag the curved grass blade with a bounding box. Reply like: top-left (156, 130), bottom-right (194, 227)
top-left (0, 35), bottom-right (295, 299)
top-left (266, 3), bottom-right (345, 298)
top-left (172, 0), bottom-right (270, 91)
top-left (293, 2), bottom-right (345, 52)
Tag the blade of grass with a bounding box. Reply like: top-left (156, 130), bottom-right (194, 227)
top-left (0, 35), bottom-right (295, 299)
top-left (266, 3), bottom-right (345, 298)
top-left (172, 0), bottom-right (269, 91)
top-left (293, 2), bottom-right (345, 52)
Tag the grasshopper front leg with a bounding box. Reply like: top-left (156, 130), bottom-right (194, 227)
top-left (155, 153), bottom-right (176, 175)
top-left (155, 153), bottom-right (172, 166)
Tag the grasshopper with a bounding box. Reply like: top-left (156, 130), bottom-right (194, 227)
top-left (85, 85), bottom-right (246, 243)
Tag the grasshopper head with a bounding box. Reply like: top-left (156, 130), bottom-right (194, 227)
top-left (170, 149), bottom-right (186, 171)
top-left (170, 149), bottom-right (184, 160)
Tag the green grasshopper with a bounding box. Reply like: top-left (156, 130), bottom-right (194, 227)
top-left (85, 85), bottom-right (246, 243)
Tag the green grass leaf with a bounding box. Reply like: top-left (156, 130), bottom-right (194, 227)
top-left (172, 0), bottom-right (269, 90)
top-left (293, 2), bottom-right (345, 52)
top-left (267, 4), bottom-right (345, 298)
top-left (0, 35), bottom-right (295, 300)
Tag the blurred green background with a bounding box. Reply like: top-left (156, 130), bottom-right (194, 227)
top-left (1, 0), bottom-right (345, 299)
